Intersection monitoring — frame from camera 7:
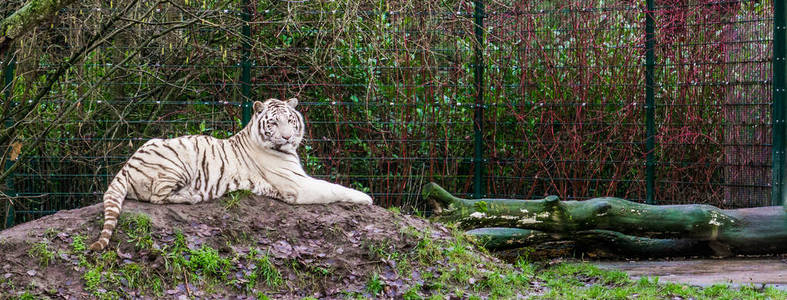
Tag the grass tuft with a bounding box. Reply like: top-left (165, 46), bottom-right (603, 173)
top-left (187, 245), bottom-right (231, 277)
top-left (224, 189), bottom-right (252, 209)
top-left (119, 213), bottom-right (153, 249)
top-left (365, 272), bottom-right (384, 296)
top-left (28, 241), bottom-right (56, 267)
top-left (70, 234), bottom-right (87, 253)
top-left (246, 248), bottom-right (283, 290)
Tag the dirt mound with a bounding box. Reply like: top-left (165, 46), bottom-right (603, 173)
top-left (0, 195), bottom-right (529, 299)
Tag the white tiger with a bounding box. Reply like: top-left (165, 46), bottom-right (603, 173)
top-left (89, 98), bottom-right (373, 251)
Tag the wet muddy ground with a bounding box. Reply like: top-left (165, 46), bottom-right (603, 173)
top-left (593, 258), bottom-right (787, 290)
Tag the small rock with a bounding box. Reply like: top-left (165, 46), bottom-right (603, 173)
top-left (117, 248), bottom-right (133, 259)
top-left (57, 232), bottom-right (70, 242)
top-left (3, 273), bottom-right (12, 279)
top-left (26, 270), bottom-right (37, 276)
top-left (271, 240), bottom-right (294, 259)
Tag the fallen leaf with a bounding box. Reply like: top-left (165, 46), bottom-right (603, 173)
top-left (9, 142), bottom-right (22, 161)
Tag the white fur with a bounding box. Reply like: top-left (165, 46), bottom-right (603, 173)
top-left (90, 98), bottom-right (371, 251)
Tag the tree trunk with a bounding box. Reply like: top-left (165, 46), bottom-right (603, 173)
top-left (424, 182), bottom-right (787, 257)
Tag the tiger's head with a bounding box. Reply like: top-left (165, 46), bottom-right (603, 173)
top-left (250, 98), bottom-right (304, 154)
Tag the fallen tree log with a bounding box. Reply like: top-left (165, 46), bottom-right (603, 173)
top-left (423, 182), bottom-right (787, 257)
top-left (0, 0), bottom-right (79, 55)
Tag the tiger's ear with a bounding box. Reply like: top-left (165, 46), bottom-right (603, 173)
top-left (253, 101), bottom-right (264, 113)
top-left (286, 98), bottom-right (298, 108)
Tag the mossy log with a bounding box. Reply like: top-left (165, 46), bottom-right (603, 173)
top-left (424, 183), bottom-right (787, 257)
top-left (0, 0), bottom-right (78, 55)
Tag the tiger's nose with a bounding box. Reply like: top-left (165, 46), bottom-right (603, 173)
top-left (281, 133), bottom-right (292, 140)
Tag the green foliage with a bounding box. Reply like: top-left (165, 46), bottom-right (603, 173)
top-left (119, 213), bottom-right (153, 250)
top-left (402, 285), bottom-right (423, 300)
top-left (255, 292), bottom-right (271, 300)
top-left (473, 201), bottom-right (488, 213)
top-left (16, 291), bottom-right (37, 300)
top-left (529, 262), bottom-right (787, 299)
top-left (365, 272), bottom-right (384, 296)
top-left (70, 234), bottom-right (87, 253)
top-left (245, 248), bottom-right (282, 290)
top-left (82, 265), bottom-right (103, 292)
top-left (27, 241), bottom-right (55, 267)
top-left (224, 189), bottom-right (251, 210)
top-left (414, 232), bottom-right (443, 265)
top-left (186, 245), bottom-right (231, 277)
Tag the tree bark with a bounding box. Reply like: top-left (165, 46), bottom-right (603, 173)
top-left (424, 182), bottom-right (787, 257)
top-left (0, 0), bottom-right (78, 55)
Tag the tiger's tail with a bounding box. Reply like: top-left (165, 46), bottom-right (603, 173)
top-left (89, 171), bottom-right (129, 251)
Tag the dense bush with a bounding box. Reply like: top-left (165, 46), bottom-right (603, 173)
top-left (0, 0), bottom-right (775, 227)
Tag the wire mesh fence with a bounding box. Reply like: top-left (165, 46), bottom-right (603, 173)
top-left (0, 0), bottom-right (778, 229)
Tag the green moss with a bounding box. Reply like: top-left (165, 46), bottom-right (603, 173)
top-left (474, 201), bottom-right (488, 213)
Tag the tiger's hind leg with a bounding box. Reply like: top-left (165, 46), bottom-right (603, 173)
top-left (147, 174), bottom-right (188, 204)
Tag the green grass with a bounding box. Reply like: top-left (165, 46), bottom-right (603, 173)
top-left (16, 213), bottom-right (785, 299)
top-left (395, 225), bottom-right (532, 298)
top-left (27, 241), bottom-right (56, 267)
top-left (224, 189), bottom-right (252, 209)
top-left (82, 265), bottom-right (103, 292)
top-left (366, 272), bottom-right (384, 296)
top-left (16, 291), bottom-right (37, 300)
top-left (118, 213), bottom-right (153, 250)
top-left (531, 262), bottom-right (787, 299)
top-left (187, 245), bottom-right (231, 277)
top-left (403, 285), bottom-right (423, 300)
top-left (70, 234), bottom-right (87, 253)
top-left (246, 248), bottom-right (283, 290)
top-left (386, 224), bottom-right (787, 299)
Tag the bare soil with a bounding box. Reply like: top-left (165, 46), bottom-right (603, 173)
top-left (0, 195), bottom-right (508, 299)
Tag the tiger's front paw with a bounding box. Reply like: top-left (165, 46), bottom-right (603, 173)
top-left (348, 190), bottom-right (373, 205)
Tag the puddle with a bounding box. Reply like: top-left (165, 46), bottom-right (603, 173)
top-left (593, 258), bottom-right (787, 290)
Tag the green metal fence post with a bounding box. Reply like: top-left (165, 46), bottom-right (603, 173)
top-left (3, 55), bottom-right (16, 228)
top-left (645, 0), bottom-right (656, 205)
top-left (773, 0), bottom-right (786, 208)
top-left (473, 0), bottom-right (485, 199)
top-left (240, 0), bottom-right (252, 126)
